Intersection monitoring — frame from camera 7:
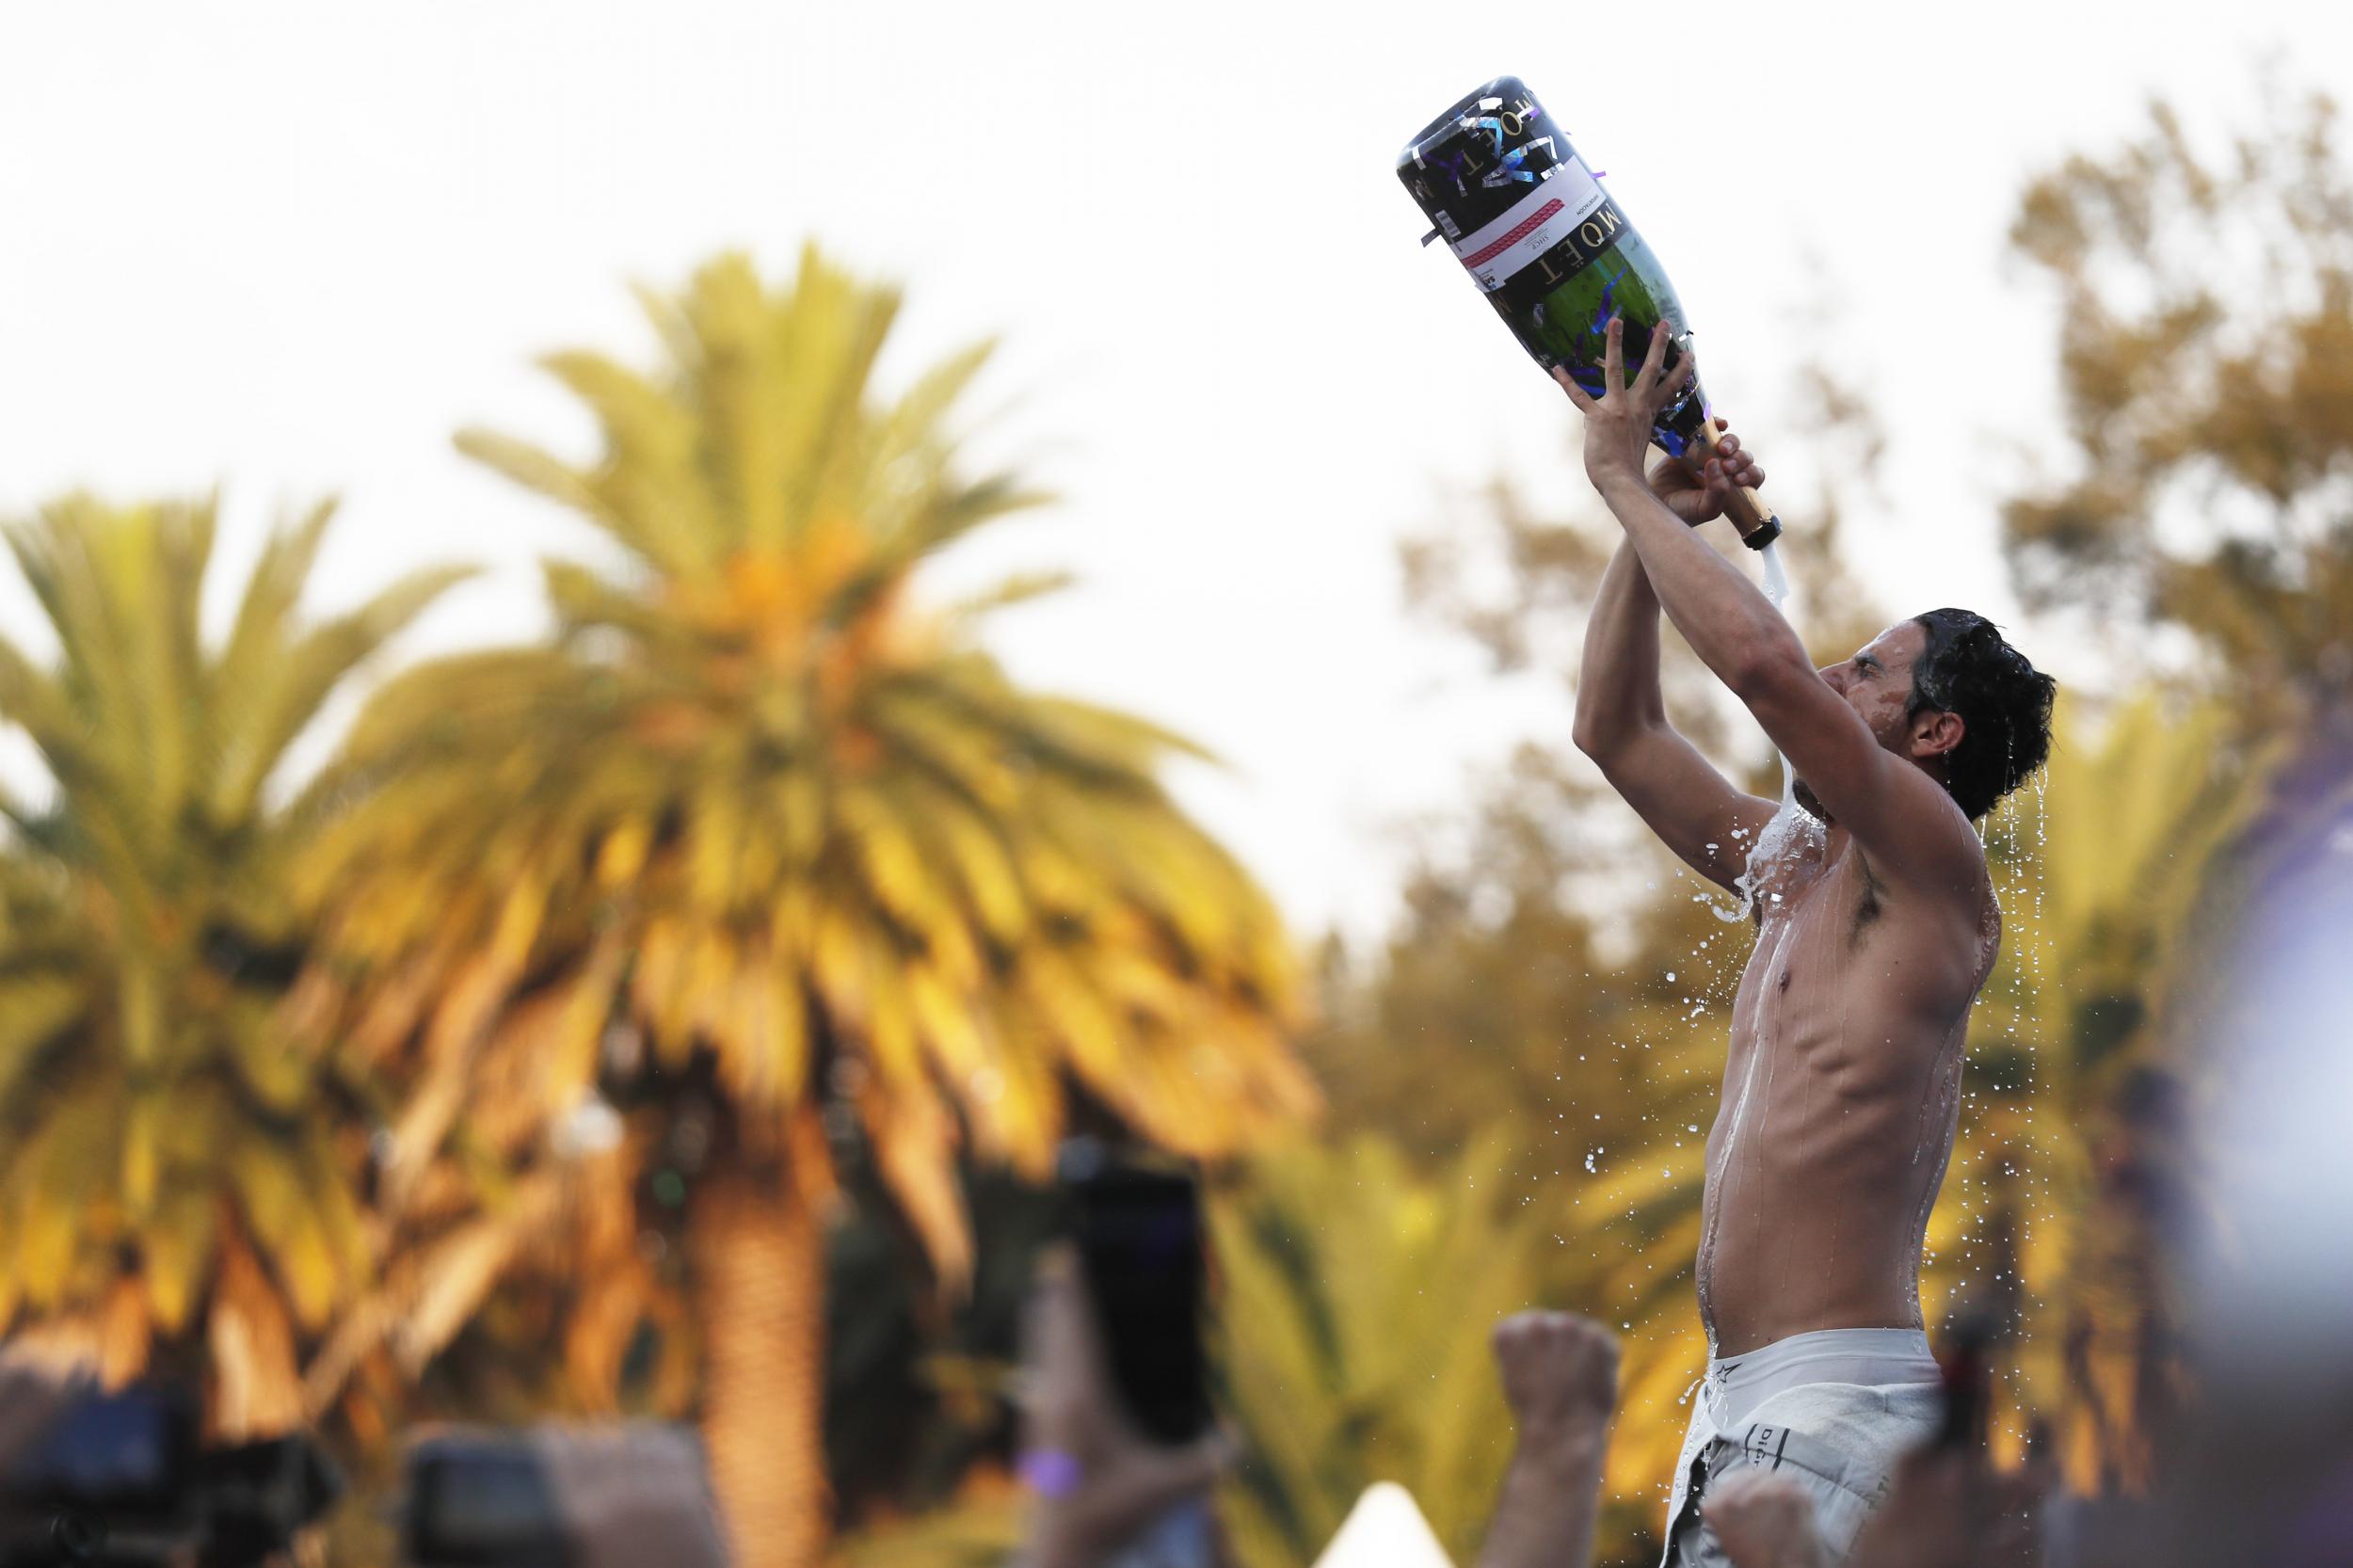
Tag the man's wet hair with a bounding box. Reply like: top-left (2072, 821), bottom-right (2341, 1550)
top-left (1906, 609), bottom-right (2057, 820)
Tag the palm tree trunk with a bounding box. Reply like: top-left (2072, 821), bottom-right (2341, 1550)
top-left (692, 1155), bottom-right (829, 1568)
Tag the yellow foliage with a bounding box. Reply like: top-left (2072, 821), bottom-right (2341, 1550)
top-left (0, 491), bottom-right (451, 1432)
top-left (287, 249), bottom-right (1313, 1452)
top-left (2006, 80), bottom-right (2353, 717)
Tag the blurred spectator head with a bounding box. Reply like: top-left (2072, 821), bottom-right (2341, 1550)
top-left (2160, 792), bottom-right (2353, 1565)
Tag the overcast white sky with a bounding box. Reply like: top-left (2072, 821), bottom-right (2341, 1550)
top-left (3, 3), bottom-right (2346, 944)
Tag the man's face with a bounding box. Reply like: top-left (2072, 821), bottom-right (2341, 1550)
top-left (1819, 620), bottom-right (1928, 749)
top-left (1793, 621), bottom-right (1934, 822)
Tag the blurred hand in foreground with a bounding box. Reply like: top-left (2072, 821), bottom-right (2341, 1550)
top-left (1478, 1311), bottom-right (1621, 1568)
top-left (1705, 1470), bottom-right (1831, 1568)
top-left (1492, 1309), bottom-right (1620, 1448)
top-left (1846, 1444), bottom-right (2051, 1568)
top-left (1016, 1245), bottom-right (1231, 1568)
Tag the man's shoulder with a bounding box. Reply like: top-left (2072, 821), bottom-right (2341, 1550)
top-left (1855, 814), bottom-right (1993, 908)
top-left (1840, 758), bottom-right (2001, 904)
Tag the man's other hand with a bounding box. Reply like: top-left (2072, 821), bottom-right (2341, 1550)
top-left (1650, 422), bottom-right (1764, 528)
top-left (1491, 1310), bottom-right (1619, 1452)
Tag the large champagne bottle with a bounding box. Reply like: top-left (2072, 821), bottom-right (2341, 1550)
top-left (1397, 77), bottom-right (1781, 548)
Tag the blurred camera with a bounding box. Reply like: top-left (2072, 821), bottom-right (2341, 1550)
top-left (398, 1424), bottom-right (728, 1568)
top-left (1056, 1138), bottom-right (1213, 1448)
top-left (0, 1384), bottom-right (337, 1568)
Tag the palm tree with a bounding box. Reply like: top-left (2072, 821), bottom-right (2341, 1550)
top-left (293, 248), bottom-right (1317, 1568)
top-left (1211, 1133), bottom-right (1557, 1568)
top-left (0, 494), bottom-right (467, 1436)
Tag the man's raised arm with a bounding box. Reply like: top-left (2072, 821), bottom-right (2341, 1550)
top-left (1574, 467), bottom-right (1777, 895)
top-left (1560, 321), bottom-right (1982, 895)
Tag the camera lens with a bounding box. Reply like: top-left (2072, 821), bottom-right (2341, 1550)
top-left (49, 1510), bottom-right (106, 1562)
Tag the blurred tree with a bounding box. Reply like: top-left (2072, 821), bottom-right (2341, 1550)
top-left (2006, 78), bottom-right (2353, 727)
top-left (1999, 75), bottom-right (2353, 1488)
top-left (292, 248), bottom-right (1315, 1568)
top-left (822, 1168), bottom-right (1058, 1523)
top-left (0, 495), bottom-right (466, 1436)
top-left (1209, 1134), bottom-right (1548, 1568)
top-left (835, 1496), bottom-right (1021, 1568)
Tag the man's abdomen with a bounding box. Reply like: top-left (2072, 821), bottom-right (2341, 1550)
top-left (1696, 1043), bottom-right (1961, 1355)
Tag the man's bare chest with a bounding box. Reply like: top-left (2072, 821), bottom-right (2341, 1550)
top-left (1729, 854), bottom-right (1910, 1023)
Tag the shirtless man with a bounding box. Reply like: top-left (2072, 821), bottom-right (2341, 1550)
top-left (1556, 320), bottom-right (2056, 1567)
